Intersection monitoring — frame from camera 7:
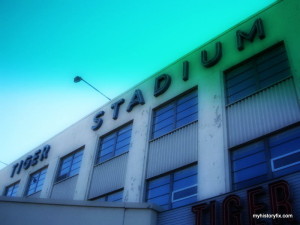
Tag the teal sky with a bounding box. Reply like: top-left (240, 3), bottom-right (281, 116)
top-left (0, 0), bottom-right (276, 169)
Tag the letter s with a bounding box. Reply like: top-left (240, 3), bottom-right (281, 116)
top-left (91, 111), bottom-right (105, 131)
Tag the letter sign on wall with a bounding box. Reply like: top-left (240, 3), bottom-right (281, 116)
top-left (154, 74), bottom-right (171, 97)
top-left (11, 145), bottom-right (51, 178)
top-left (90, 19), bottom-right (267, 132)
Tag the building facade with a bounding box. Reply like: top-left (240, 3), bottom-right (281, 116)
top-left (1, 0), bottom-right (300, 224)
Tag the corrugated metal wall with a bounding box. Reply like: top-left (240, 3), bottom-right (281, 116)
top-left (51, 175), bottom-right (78, 200)
top-left (158, 205), bottom-right (195, 225)
top-left (146, 122), bottom-right (198, 179)
top-left (88, 153), bottom-right (128, 199)
top-left (227, 78), bottom-right (300, 148)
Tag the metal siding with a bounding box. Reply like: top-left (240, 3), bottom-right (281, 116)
top-left (227, 78), bottom-right (300, 148)
top-left (88, 153), bottom-right (128, 199)
top-left (225, 43), bottom-right (290, 105)
top-left (147, 122), bottom-right (198, 179)
top-left (158, 205), bottom-right (195, 225)
top-left (158, 172), bottom-right (300, 225)
top-left (51, 175), bottom-right (78, 200)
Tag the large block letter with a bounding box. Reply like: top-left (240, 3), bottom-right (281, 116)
top-left (127, 89), bottom-right (145, 112)
top-left (236, 18), bottom-right (265, 51)
top-left (201, 42), bottom-right (222, 68)
top-left (223, 195), bottom-right (242, 225)
top-left (248, 187), bottom-right (266, 225)
top-left (91, 111), bottom-right (105, 131)
top-left (40, 145), bottom-right (50, 161)
top-left (111, 99), bottom-right (125, 120)
top-left (269, 180), bottom-right (295, 225)
top-left (154, 74), bottom-right (171, 97)
top-left (192, 203), bottom-right (208, 225)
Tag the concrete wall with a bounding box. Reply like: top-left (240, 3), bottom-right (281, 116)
top-left (1, 0), bottom-right (300, 207)
top-left (0, 197), bottom-right (160, 225)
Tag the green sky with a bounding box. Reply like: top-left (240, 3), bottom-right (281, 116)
top-left (0, 0), bottom-right (276, 168)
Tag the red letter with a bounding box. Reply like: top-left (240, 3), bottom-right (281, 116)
top-left (248, 187), bottom-right (266, 225)
top-left (192, 203), bottom-right (208, 225)
top-left (269, 180), bottom-right (295, 225)
top-left (223, 195), bottom-right (242, 225)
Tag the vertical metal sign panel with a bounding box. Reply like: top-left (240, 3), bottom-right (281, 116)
top-left (227, 78), bottom-right (300, 148)
top-left (51, 175), bottom-right (79, 200)
top-left (88, 153), bottom-right (128, 199)
top-left (146, 122), bottom-right (198, 179)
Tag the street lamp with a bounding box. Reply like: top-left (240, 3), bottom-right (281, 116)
top-left (74, 76), bottom-right (111, 101)
top-left (0, 160), bottom-right (8, 166)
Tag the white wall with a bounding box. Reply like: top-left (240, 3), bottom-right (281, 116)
top-left (0, 197), bottom-right (159, 225)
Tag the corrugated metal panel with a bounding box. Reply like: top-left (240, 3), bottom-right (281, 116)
top-left (26, 191), bottom-right (41, 199)
top-left (88, 153), bottom-right (128, 199)
top-left (225, 43), bottom-right (290, 105)
top-left (158, 172), bottom-right (300, 225)
top-left (51, 175), bottom-right (78, 200)
top-left (146, 122), bottom-right (198, 179)
top-left (158, 205), bottom-right (195, 225)
top-left (227, 78), bottom-right (300, 148)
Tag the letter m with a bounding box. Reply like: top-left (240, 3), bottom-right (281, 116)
top-left (236, 18), bottom-right (265, 51)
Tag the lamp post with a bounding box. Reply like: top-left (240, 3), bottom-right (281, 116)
top-left (74, 76), bottom-right (111, 101)
top-left (0, 160), bottom-right (8, 166)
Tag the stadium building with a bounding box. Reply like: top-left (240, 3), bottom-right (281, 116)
top-left (1, 0), bottom-right (300, 224)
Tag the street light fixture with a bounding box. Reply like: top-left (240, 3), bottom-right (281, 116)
top-left (0, 160), bottom-right (8, 166)
top-left (74, 76), bottom-right (111, 101)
